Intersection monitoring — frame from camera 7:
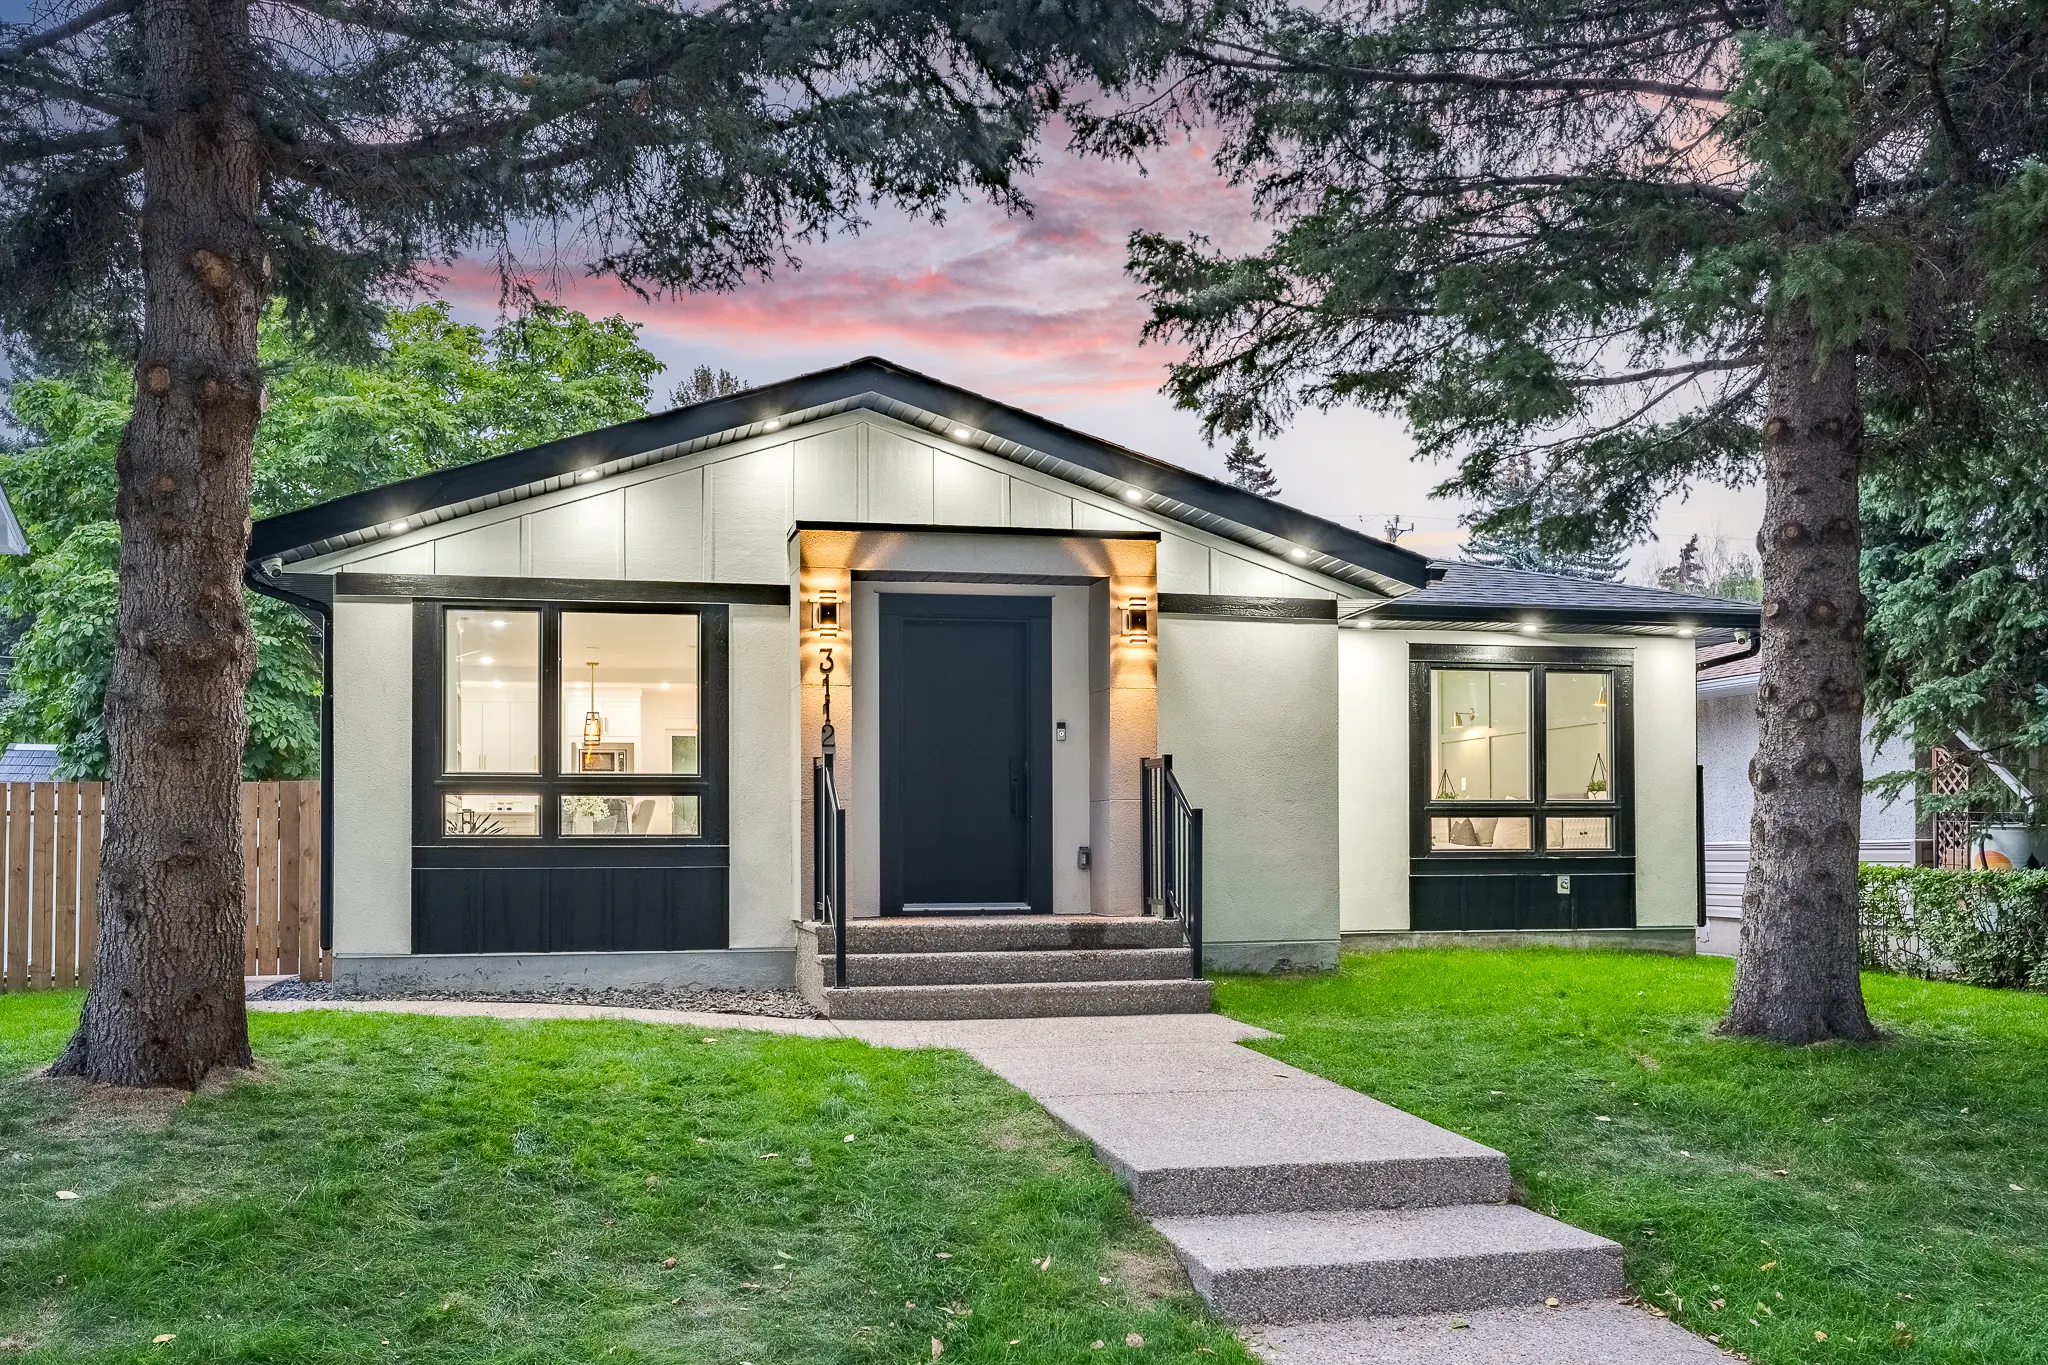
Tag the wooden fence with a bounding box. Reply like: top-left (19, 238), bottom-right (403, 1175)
top-left (0, 781), bottom-right (325, 993)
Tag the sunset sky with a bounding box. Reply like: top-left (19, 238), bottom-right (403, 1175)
top-left (440, 135), bottom-right (1764, 576)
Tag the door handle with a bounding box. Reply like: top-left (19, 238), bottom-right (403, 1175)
top-left (1009, 757), bottom-right (1025, 819)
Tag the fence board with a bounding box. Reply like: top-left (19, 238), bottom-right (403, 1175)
top-left (0, 780), bottom-right (323, 992)
top-left (277, 788), bottom-right (301, 978)
top-left (4, 786), bottom-right (26, 992)
top-left (255, 783), bottom-right (280, 974)
top-left (78, 782), bottom-right (102, 982)
top-left (297, 784), bottom-right (324, 982)
top-left (240, 784), bottom-right (259, 976)
top-left (28, 785), bottom-right (53, 990)
top-left (54, 785), bottom-right (78, 988)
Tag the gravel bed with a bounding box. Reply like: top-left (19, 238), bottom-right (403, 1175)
top-left (248, 977), bottom-right (820, 1019)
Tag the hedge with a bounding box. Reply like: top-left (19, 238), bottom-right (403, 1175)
top-left (1859, 864), bottom-right (2048, 990)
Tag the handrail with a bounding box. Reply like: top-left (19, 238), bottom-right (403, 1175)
top-left (1141, 755), bottom-right (1204, 979)
top-left (812, 756), bottom-right (848, 988)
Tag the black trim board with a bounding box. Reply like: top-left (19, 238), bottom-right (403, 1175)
top-left (341, 574), bottom-right (788, 605)
top-left (248, 357), bottom-right (1433, 588)
top-left (1159, 595), bottom-right (1338, 621)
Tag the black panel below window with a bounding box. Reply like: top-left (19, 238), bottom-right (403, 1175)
top-left (1412, 871), bottom-right (1634, 932)
top-left (413, 866), bottom-right (728, 953)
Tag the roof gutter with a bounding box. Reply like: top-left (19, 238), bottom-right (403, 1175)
top-left (1697, 629), bottom-right (1759, 674)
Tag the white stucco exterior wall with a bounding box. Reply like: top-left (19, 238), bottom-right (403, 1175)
top-left (1632, 634), bottom-right (1701, 928)
top-left (1158, 616), bottom-right (1340, 969)
top-left (330, 600), bottom-right (414, 953)
top-left (728, 603), bottom-right (797, 948)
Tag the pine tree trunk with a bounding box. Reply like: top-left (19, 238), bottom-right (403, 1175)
top-left (48, 0), bottom-right (264, 1089)
top-left (1720, 312), bottom-right (1878, 1045)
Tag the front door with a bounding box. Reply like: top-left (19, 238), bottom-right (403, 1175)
top-left (879, 594), bottom-right (1052, 914)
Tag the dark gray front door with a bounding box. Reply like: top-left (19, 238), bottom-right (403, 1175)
top-left (879, 594), bottom-right (1052, 915)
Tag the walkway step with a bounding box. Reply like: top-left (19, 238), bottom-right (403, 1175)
top-left (827, 947), bottom-right (1194, 987)
top-left (1246, 1302), bottom-right (1734, 1364)
top-left (1154, 1204), bottom-right (1624, 1325)
top-left (829, 915), bottom-right (1186, 954)
top-left (818, 977), bottom-right (1213, 1020)
top-left (1031, 1085), bottom-right (1510, 1215)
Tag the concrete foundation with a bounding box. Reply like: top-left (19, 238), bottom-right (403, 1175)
top-left (333, 949), bottom-right (796, 993)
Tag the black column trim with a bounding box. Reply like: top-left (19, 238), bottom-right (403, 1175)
top-left (345, 573), bottom-right (787, 605)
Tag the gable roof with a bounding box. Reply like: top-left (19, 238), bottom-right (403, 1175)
top-left (247, 356), bottom-right (1436, 597)
top-left (1352, 562), bottom-right (1761, 635)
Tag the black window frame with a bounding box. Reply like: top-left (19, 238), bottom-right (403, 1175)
top-left (1408, 644), bottom-right (1634, 862)
top-left (414, 599), bottom-right (729, 847)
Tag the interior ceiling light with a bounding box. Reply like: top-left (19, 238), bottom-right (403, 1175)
top-left (581, 661), bottom-right (605, 766)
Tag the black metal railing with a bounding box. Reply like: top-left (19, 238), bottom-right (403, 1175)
top-left (812, 756), bottom-right (848, 988)
top-left (1141, 755), bottom-right (1203, 979)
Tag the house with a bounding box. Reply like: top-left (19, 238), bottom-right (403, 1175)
top-left (1696, 644), bottom-right (1917, 956)
top-left (247, 358), bottom-right (1761, 1016)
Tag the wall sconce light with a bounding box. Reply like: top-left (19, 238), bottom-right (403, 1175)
top-left (1122, 597), bottom-right (1149, 642)
top-left (811, 592), bottom-right (841, 638)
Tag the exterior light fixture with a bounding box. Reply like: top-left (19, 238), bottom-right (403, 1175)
top-left (1123, 488), bottom-right (1145, 503)
top-left (1122, 597), bottom-right (1150, 642)
top-left (952, 426), bottom-right (971, 439)
top-left (1678, 625), bottom-right (1696, 638)
top-left (389, 519), bottom-right (408, 533)
top-left (1289, 547), bottom-right (1310, 562)
top-left (1521, 620), bottom-right (1542, 635)
top-left (764, 419), bottom-right (782, 431)
top-left (581, 661), bottom-right (605, 768)
top-left (811, 592), bottom-right (841, 638)
top-left (578, 468), bottom-right (600, 482)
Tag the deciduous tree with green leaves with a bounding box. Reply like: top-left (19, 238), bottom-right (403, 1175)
top-left (0, 0), bottom-right (1154, 1086)
top-left (1109, 0), bottom-right (2048, 1043)
top-left (0, 301), bottom-right (663, 780)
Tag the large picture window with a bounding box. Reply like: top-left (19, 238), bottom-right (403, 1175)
top-left (1412, 649), bottom-right (1631, 859)
top-left (420, 602), bottom-right (725, 844)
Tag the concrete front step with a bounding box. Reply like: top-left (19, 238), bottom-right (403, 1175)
top-left (825, 946), bottom-right (1195, 987)
top-left (819, 977), bottom-right (1214, 1020)
top-left (824, 915), bottom-right (1187, 954)
top-left (1031, 1083), bottom-right (1512, 1216)
top-left (1246, 1302), bottom-right (1735, 1364)
top-left (1154, 1204), bottom-right (1625, 1325)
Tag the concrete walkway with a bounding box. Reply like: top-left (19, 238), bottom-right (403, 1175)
top-left (249, 1000), bottom-right (1727, 1363)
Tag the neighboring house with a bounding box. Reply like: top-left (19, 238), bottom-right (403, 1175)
top-left (246, 358), bottom-right (1760, 1009)
top-left (0, 743), bottom-right (60, 782)
top-left (1696, 645), bottom-right (1916, 957)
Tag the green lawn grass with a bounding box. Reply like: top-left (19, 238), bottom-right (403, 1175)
top-left (1216, 949), bottom-right (2048, 1364)
top-left (0, 994), bottom-right (1249, 1364)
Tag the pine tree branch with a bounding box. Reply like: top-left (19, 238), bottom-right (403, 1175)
top-left (0, 56), bottom-right (151, 123)
top-left (0, 123), bottom-right (129, 165)
top-left (1183, 40), bottom-right (1730, 105)
top-left (1567, 355), bottom-right (1762, 387)
top-left (1, 0), bottom-right (135, 61)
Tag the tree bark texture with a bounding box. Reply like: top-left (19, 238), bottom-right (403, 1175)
top-left (1721, 312), bottom-right (1878, 1045)
top-left (49, 0), bottom-right (264, 1087)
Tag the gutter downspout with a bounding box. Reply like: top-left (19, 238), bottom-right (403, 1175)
top-left (1697, 629), bottom-right (1759, 673)
top-left (245, 564), bottom-right (333, 957)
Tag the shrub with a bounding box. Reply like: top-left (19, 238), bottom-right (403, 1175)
top-left (1859, 865), bottom-right (2048, 990)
